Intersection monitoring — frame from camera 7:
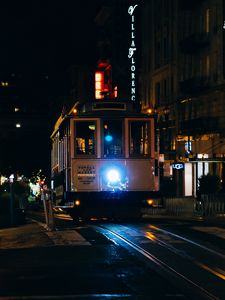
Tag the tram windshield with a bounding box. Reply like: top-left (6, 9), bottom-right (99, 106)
top-left (75, 121), bottom-right (96, 155)
top-left (104, 120), bottom-right (123, 157)
top-left (129, 121), bottom-right (150, 156)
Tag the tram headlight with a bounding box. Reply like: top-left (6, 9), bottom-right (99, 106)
top-left (101, 165), bottom-right (128, 191)
top-left (106, 169), bottom-right (121, 183)
top-left (147, 199), bottom-right (154, 206)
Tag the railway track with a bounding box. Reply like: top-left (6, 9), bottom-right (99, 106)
top-left (95, 223), bottom-right (224, 300)
top-left (27, 211), bottom-right (225, 299)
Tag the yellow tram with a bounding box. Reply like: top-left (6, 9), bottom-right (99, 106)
top-left (50, 100), bottom-right (160, 221)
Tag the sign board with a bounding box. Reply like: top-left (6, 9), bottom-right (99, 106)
top-left (77, 165), bottom-right (96, 185)
top-left (172, 163), bottom-right (184, 170)
top-left (128, 4), bottom-right (138, 102)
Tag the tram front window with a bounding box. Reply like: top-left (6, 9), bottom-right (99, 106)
top-left (75, 121), bottom-right (96, 155)
top-left (129, 121), bottom-right (150, 156)
top-left (104, 120), bottom-right (123, 157)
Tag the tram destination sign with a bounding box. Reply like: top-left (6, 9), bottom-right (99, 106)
top-left (77, 165), bottom-right (96, 185)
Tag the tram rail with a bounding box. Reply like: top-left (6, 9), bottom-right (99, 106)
top-left (95, 224), bottom-right (221, 300)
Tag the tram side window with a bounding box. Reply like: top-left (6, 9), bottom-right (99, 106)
top-left (104, 120), bottom-right (123, 157)
top-left (75, 121), bottom-right (96, 155)
top-left (129, 121), bottom-right (150, 156)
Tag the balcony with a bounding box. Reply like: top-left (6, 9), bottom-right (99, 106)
top-left (179, 0), bottom-right (206, 10)
top-left (179, 117), bottom-right (218, 135)
top-left (179, 76), bottom-right (210, 95)
top-left (179, 32), bottom-right (210, 53)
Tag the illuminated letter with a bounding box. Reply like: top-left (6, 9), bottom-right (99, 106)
top-left (131, 65), bottom-right (135, 72)
top-left (131, 40), bottom-right (135, 47)
top-left (128, 5), bottom-right (138, 16)
top-left (128, 47), bottom-right (136, 58)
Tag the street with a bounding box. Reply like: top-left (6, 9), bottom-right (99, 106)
top-left (0, 211), bottom-right (225, 299)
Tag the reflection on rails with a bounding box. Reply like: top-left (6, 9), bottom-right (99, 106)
top-left (96, 223), bottom-right (224, 300)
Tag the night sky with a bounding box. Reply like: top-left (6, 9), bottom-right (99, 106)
top-left (0, 1), bottom-right (103, 74)
top-left (0, 0), bottom-right (106, 177)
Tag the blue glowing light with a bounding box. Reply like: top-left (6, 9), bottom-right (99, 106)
top-left (105, 134), bottom-right (113, 142)
top-left (106, 169), bottom-right (121, 183)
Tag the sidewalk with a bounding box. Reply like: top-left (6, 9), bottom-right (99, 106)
top-left (0, 220), bottom-right (54, 249)
top-left (0, 218), bottom-right (92, 249)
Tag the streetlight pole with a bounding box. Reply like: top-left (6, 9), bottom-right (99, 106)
top-left (9, 174), bottom-right (15, 227)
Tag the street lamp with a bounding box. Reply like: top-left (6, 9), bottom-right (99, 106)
top-left (9, 174), bottom-right (15, 227)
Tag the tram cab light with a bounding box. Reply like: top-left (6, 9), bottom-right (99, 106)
top-left (105, 134), bottom-right (113, 142)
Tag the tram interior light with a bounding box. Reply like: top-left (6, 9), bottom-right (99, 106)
top-left (105, 134), bottom-right (113, 142)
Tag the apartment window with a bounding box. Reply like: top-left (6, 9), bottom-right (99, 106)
top-left (155, 82), bottom-right (161, 106)
top-left (164, 36), bottom-right (169, 64)
top-left (155, 41), bottom-right (161, 68)
top-left (205, 9), bottom-right (210, 33)
top-left (206, 55), bottom-right (210, 77)
top-left (171, 76), bottom-right (174, 96)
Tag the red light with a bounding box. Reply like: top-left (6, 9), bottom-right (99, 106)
top-left (95, 61), bottom-right (114, 99)
top-left (95, 71), bottom-right (104, 99)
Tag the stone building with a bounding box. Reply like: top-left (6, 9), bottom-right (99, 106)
top-left (139, 0), bottom-right (225, 195)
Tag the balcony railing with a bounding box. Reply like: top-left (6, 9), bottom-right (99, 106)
top-left (179, 0), bottom-right (206, 10)
top-left (179, 76), bottom-right (210, 95)
top-left (179, 117), bottom-right (218, 135)
top-left (179, 32), bottom-right (210, 53)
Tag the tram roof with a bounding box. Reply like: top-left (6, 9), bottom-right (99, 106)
top-left (51, 100), bottom-right (155, 138)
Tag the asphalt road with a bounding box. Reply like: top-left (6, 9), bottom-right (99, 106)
top-left (0, 212), bottom-right (225, 299)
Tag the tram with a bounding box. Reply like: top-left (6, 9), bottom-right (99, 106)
top-left (50, 100), bottom-right (160, 221)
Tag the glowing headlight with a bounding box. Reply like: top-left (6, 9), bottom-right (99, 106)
top-left (147, 199), bottom-right (154, 206)
top-left (106, 169), bottom-right (121, 183)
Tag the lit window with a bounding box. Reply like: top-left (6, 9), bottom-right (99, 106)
top-left (75, 121), bottom-right (96, 155)
top-left (104, 120), bottom-right (123, 157)
top-left (129, 121), bottom-right (150, 156)
top-left (95, 71), bottom-right (104, 99)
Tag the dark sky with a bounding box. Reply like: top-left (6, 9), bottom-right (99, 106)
top-left (0, 0), bottom-right (106, 177)
top-left (0, 1), bottom-right (104, 75)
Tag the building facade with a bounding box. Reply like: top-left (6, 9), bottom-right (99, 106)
top-left (140, 0), bottom-right (225, 196)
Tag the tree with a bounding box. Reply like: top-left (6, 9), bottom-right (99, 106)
top-left (198, 174), bottom-right (221, 194)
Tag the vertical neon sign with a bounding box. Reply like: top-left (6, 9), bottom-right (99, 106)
top-left (128, 4), bottom-right (138, 102)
